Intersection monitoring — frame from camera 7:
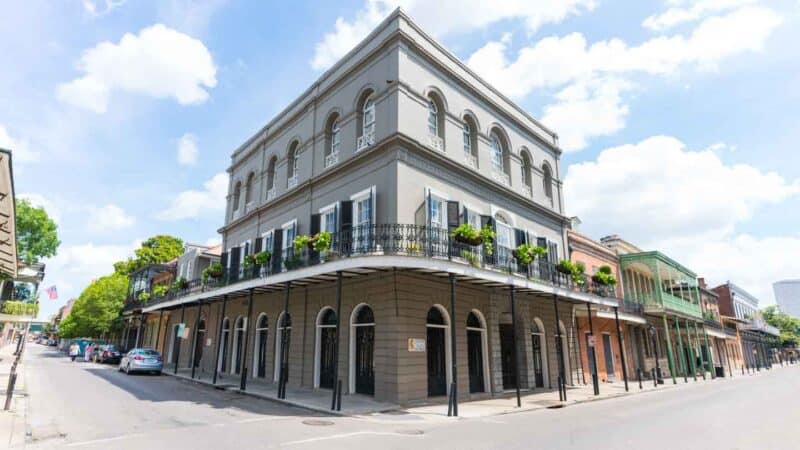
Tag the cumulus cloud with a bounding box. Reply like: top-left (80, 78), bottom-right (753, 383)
top-left (156, 172), bottom-right (228, 221)
top-left (177, 133), bottom-right (199, 166)
top-left (565, 135), bottom-right (800, 244)
top-left (57, 24), bottom-right (217, 113)
top-left (87, 204), bottom-right (135, 232)
top-left (82, 0), bottom-right (127, 17)
top-left (0, 124), bottom-right (40, 163)
top-left (642, 0), bottom-right (757, 31)
top-left (310, 0), bottom-right (595, 70)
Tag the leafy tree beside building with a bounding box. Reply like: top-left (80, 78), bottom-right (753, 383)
top-left (15, 198), bottom-right (60, 264)
top-left (762, 305), bottom-right (800, 347)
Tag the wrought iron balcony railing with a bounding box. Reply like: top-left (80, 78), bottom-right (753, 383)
top-left (324, 150), bottom-right (339, 168)
top-left (287, 174), bottom-right (298, 189)
top-left (124, 224), bottom-right (625, 311)
top-left (464, 154), bottom-right (478, 169)
top-left (266, 187), bottom-right (276, 201)
top-left (428, 134), bottom-right (444, 152)
top-left (356, 130), bottom-right (375, 152)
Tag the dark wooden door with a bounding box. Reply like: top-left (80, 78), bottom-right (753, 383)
top-left (234, 330), bottom-right (244, 374)
top-left (319, 327), bottom-right (336, 389)
top-left (257, 330), bottom-right (267, 378)
top-left (532, 334), bottom-right (544, 388)
top-left (427, 327), bottom-right (447, 396)
top-left (355, 326), bottom-right (375, 395)
top-left (499, 324), bottom-right (517, 389)
top-left (467, 329), bottom-right (484, 393)
top-left (193, 330), bottom-right (204, 368)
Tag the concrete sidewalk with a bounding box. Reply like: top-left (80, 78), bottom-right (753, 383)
top-left (0, 342), bottom-right (28, 449)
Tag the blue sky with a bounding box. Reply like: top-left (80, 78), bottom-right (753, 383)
top-left (2, 0), bottom-right (799, 320)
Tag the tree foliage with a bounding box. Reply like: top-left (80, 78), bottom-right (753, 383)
top-left (1, 300), bottom-right (38, 316)
top-left (762, 305), bottom-right (800, 347)
top-left (58, 273), bottom-right (129, 338)
top-left (114, 235), bottom-right (184, 275)
top-left (16, 198), bottom-right (60, 264)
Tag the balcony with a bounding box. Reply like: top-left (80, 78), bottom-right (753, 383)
top-left (324, 150), bottom-right (339, 168)
top-left (428, 134), bottom-right (444, 152)
top-left (643, 291), bottom-right (702, 318)
top-left (126, 224), bottom-right (621, 311)
top-left (266, 187), bottom-right (276, 201)
top-left (356, 129), bottom-right (375, 152)
top-left (492, 170), bottom-right (510, 187)
top-left (287, 174), bottom-right (298, 189)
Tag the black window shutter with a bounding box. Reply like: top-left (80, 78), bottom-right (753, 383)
top-left (229, 246), bottom-right (241, 281)
top-left (220, 251), bottom-right (229, 271)
top-left (339, 201), bottom-right (353, 233)
top-left (548, 241), bottom-right (559, 264)
top-left (254, 237), bottom-right (263, 254)
top-left (514, 228), bottom-right (527, 246)
top-left (368, 189), bottom-right (374, 226)
top-left (446, 201), bottom-right (460, 233)
top-left (272, 231), bottom-right (283, 273)
top-left (310, 213), bottom-right (321, 263)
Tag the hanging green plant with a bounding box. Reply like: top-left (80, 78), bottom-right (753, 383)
top-left (591, 265), bottom-right (617, 287)
top-left (451, 224), bottom-right (483, 246)
top-left (293, 234), bottom-right (313, 251)
top-left (172, 277), bottom-right (188, 291)
top-left (312, 231), bottom-right (331, 252)
top-left (556, 259), bottom-right (575, 275)
top-left (152, 284), bottom-right (169, 297)
top-left (254, 250), bottom-right (271, 265)
top-left (203, 262), bottom-right (225, 284)
top-left (480, 225), bottom-right (496, 256)
top-left (138, 292), bottom-right (151, 302)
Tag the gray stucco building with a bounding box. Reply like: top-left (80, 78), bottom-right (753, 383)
top-left (124, 8), bottom-right (622, 408)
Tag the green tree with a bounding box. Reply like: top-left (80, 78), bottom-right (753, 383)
top-left (114, 235), bottom-right (184, 275)
top-left (762, 305), bottom-right (800, 347)
top-left (60, 273), bottom-right (129, 338)
top-left (16, 199), bottom-right (60, 264)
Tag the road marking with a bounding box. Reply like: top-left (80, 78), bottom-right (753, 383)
top-left (282, 431), bottom-right (424, 446)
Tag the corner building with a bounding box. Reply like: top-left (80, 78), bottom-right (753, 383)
top-left (126, 9), bottom-right (621, 407)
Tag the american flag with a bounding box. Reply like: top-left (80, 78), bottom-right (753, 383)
top-left (45, 285), bottom-right (58, 300)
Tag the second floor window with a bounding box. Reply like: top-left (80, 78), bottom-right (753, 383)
top-left (463, 123), bottom-right (472, 157)
top-left (363, 98), bottom-right (375, 136)
top-left (491, 136), bottom-right (503, 171)
top-left (542, 163), bottom-right (553, 199)
top-left (287, 142), bottom-right (299, 187)
top-left (330, 121), bottom-right (340, 155)
top-left (232, 181), bottom-right (242, 211)
top-left (428, 100), bottom-right (438, 136)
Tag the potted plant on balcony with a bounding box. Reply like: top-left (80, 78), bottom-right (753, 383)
top-left (591, 265), bottom-right (617, 286)
top-left (242, 253), bottom-right (256, 268)
top-left (152, 284), bottom-right (169, 298)
top-left (571, 261), bottom-right (587, 287)
top-left (172, 277), bottom-right (188, 291)
top-left (312, 231), bottom-right (331, 253)
top-left (452, 224), bottom-right (482, 246)
top-left (293, 234), bottom-right (314, 251)
top-left (556, 259), bottom-right (575, 275)
top-left (138, 292), bottom-right (151, 303)
top-left (512, 243), bottom-right (547, 265)
top-left (480, 225), bottom-right (496, 256)
top-left (254, 250), bottom-right (271, 265)
top-left (202, 262), bottom-right (225, 284)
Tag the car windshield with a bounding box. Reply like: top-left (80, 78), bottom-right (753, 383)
top-left (104, 345), bottom-right (117, 351)
top-left (139, 350), bottom-right (160, 356)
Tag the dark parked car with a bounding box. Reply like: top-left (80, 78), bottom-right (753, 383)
top-left (95, 345), bottom-right (122, 364)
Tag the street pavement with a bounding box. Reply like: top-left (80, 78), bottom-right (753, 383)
top-left (15, 344), bottom-right (800, 449)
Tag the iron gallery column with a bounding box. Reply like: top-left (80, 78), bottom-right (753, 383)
top-left (684, 319), bottom-right (697, 381)
top-left (661, 315), bottom-right (677, 384)
top-left (613, 307), bottom-right (629, 392)
top-left (700, 322), bottom-right (715, 379)
top-left (692, 321), bottom-right (706, 380)
top-left (135, 316), bottom-right (143, 348)
top-left (586, 303), bottom-right (600, 395)
top-left (174, 302), bottom-right (187, 375)
top-left (674, 316), bottom-right (688, 383)
top-left (278, 281), bottom-right (292, 400)
top-left (212, 295), bottom-right (228, 385)
top-left (240, 288), bottom-right (255, 390)
top-left (552, 293), bottom-right (567, 402)
top-left (330, 271), bottom-right (343, 412)
top-left (191, 301), bottom-right (203, 379)
top-left (448, 274), bottom-right (460, 416)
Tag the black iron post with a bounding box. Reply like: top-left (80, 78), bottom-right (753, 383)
top-left (154, 310), bottom-right (164, 353)
top-left (552, 293), bottom-right (567, 402)
top-left (212, 295), bottom-right (228, 385)
top-left (331, 271), bottom-right (343, 411)
top-left (135, 316), bottom-right (143, 348)
top-left (448, 274), bottom-right (459, 415)
top-left (637, 368), bottom-right (643, 389)
top-left (278, 281), bottom-right (291, 399)
top-left (613, 307), bottom-right (629, 392)
top-left (240, 288), bottom-right (255, 390)
top-left (586, 303), bottom-right (599, 396)
top-left (191, 301), bottom-right (203, 379)
top-left (510, 286), bottom-right (521, 408)
top-left (174, 302), bottom-right (186, 375)
top-left (650, 326), bottom-right (661, 385)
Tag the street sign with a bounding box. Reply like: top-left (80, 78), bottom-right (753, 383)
top-left (408, 338), bottom-right (426, 352)
top-left (176, 323), bottom-right (185, 338)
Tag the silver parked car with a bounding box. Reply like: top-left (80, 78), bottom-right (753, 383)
top-left (119, 348), bottom-right (163, 375)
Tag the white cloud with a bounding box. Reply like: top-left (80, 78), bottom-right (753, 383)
top-left (57, 24), bottom-right (217, 113)
top-left (310, 0), bottom-right (595, 70)
top-left (565, 135), bottom-right (800, 245)
top-left (156, 0), bottom-right (229, 35)
top-left (87, 204), bottom-right (135, 232)
top-left (642, 0), bottom-right (756, 31)
top-left (177, 133), bottom-right (199, 165)
top-left (0, 124), bottom-right (40, 163)
top-left (82, 0), bottom-right (127, 17)
top-left (541, 78), bottom-right (630, 151)
top-left (156, 172), bottom-right (228, 221)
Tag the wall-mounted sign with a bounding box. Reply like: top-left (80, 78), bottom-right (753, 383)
top-left (176, 323), bottom-right (185, 338)
top-left (408, 338), bottom-right (426, 352)
top-left (587, 334), bottom-right (596, 347)
top-left (206, 338), bottom-right (212, 347)
top-left (181, 326), bottom-right (191, 339)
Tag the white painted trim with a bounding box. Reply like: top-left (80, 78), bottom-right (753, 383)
top-left (142, 255), bottom-right (620, 313)
top-left (281, 219), bottom-right (297, 230)
top-left (595, 309), bottom-right (648, 324)
top-left (348, 303), bottom-right (375, 394)
top-left (490, 204), bottom-right (517, 227)
top-left (318, 202), bottom-right (337, 215)
top-left (313, 306), bottom-right (336, 389)
top-left (350, 186), bottom-right (375, 202)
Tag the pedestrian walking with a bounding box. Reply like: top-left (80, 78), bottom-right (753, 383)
top-left (69, 343), bottom-right (79, 362)
top-left (84, 343), bottom-right (93, 362)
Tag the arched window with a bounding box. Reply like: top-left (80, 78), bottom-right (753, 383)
top-left (253, 314), bottom-right (269, 378)
top-left (315, 307), bottom-right (337, 389)
top-left (287, 142), bottom-right (299, 188)
top-left (357, 91), bottom-right (376, 151)
top-left (324, 113), bottom-right (341, 168)
top-left (232, 181), bottom-right (242, 212)
top-left (426, 305), bottom-right (451, 397)
top-left (426, 93), bottom-right (445, 152)
top-left (232, 316), bottom-right (246, 375)
top-left (531, 317), bottom-right (548, 388)
top-left (349, 304), bottom-right (375, 395)
top-left (274, 312), bottom-right (292, 382)
top-left (466, 310), bottom-right (489, 393)
top-left (542, 163), bottom-right (553, 200)
top-left (489, 129), bottom-right (511, 186)
top-left (266, 156), bottom-right (277, 200)
top-left (428, 100), bottom-right (439, 137)
top-left (217, 317), bottom-right (230, 373)
top-left (462, 115), bottom-right (478, 168)
top-left (520, 150), bottom-right (532, 197)
top-left (244, 172), bottom-right (255, 204)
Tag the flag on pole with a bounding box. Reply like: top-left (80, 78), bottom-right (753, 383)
top-left (45, 285), bottom-right (58, 300)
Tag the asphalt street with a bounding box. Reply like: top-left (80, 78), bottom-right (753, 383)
top-left (19, 344), bottom-right (800, 449)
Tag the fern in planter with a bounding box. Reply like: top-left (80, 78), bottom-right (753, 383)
top-left (556, 260), bottom-right (575, 275)
top-left (254, 250), bottom-right (271, 265)
top-left (513, 243), bottom-right (547, 265)
top-left (152, 284), bottom-right (169, 297)
top-left (313, 231), bottom-right (331, 253)
top-left (452, 224), bottom-right (482, 246)
top-left (591, 265), bottom-right (617, 287)
top-left (202, 262), bottom-right (225, 284)
top-left (480, 225), bottom-right (496, 256)
top-left (293, 235), bottom-right (313, 251)
top-left (138, 292), bottom-right (151, 303)
top-left (172, 277), bottom-right (188, 291)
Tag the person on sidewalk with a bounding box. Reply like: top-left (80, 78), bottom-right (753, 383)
top-left (69, 343), bottom-right (79, 362)
top-left (84, 343), bottom-right (93, 362)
